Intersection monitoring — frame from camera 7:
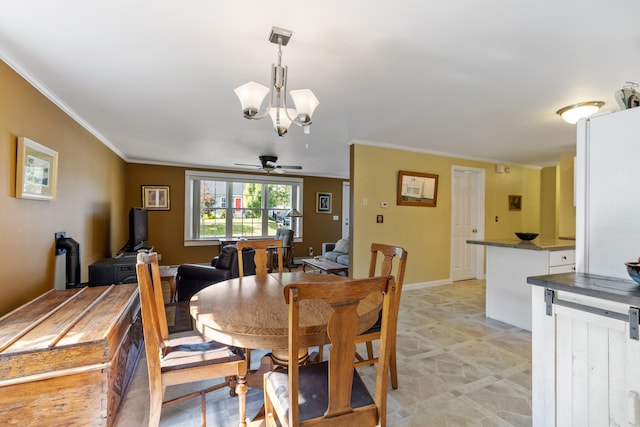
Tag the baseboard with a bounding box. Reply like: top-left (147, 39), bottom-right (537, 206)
top-left (404, 278), bottom-right (453, 290)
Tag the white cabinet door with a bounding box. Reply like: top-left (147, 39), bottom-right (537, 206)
top-left (532, 286), bottom-right (640, 426)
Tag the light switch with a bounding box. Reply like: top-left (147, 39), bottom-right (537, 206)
top-left (380, 201), bottom-right (388, 208)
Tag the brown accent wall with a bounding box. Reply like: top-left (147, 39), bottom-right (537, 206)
top-left (124, 163), bottom-right (346, 265)
top-left (0, 61), bottom-right (126, 315)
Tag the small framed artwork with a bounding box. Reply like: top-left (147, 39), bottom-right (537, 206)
top-left (509, 195), bottom-right (522, 211)
top-left (16, 137), bottom-right (59, 200)
top-left (316, 192), bottom-right (332, 213)
top-left (142, 185), bottom-right (171, 210)
top-left (397, 170), bottom-right (439, 207)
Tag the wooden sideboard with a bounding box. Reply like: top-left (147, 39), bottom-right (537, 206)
top-left (0, 284), bottom-right (143, 426)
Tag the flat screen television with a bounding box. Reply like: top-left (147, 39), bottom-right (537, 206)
top-left (128, 207), bottom-right (148, 251)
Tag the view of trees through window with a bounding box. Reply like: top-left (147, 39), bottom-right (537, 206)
top-left (185, 171), bottom-right (302, 242)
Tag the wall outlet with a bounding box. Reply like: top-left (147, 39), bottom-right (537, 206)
top-left (308, 247), bottom-right (314, 256)
top-left (157, 253), bottom-right (162, 261)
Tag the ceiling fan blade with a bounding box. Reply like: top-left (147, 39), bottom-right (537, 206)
top-left (234, 163), bottom-right (261, 167)
top-left (278, 165), bottom-right (303, 170)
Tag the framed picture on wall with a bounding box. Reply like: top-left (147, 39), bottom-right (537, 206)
top-left (397, 170), bottom-right (439, 207)
top-left (509, 194), bottom-right (522, 211)
top-left (16, 137), bottom-right (59, 201)
top-left (142, 185), bottom-right (171, 210)
top-left (316, 192), bottom-right (332, 213)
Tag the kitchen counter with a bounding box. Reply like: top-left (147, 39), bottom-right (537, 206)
top-left (466, 238), bottom-right (576, 330)
top-left (466, 238), bottom-right (575, 251)
top-left (527, 271), bottom-right (640, 306)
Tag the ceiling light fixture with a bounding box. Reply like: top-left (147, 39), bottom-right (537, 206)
top-left (234, 26), bottom-right (319, 137)
top-left (556, 101), bottom-right (605, 124)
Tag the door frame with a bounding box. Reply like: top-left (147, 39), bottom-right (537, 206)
top-left (342, 181), bottom-right (350, 239)
top-left (450, 165), bottom-right (486, 280)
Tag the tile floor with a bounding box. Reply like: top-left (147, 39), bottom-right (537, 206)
top-left (116, 279), bottom-right (532, 426)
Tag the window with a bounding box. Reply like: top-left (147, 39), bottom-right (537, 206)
top-left (184, 170), bottom-right (302, 245)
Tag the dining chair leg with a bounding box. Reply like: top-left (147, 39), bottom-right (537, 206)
top-left (147, 380), bottom-right (163, 427)
top-left (245, 348), bottom-right (252, 368)
top-left (199, 391), bottom-right (206, 427)
top-left (236, 375), bottom-right (248, 427)
top-left (365, 341), bottom-right (375, 365)
top-left (390, 335), bottom-right (398, 390)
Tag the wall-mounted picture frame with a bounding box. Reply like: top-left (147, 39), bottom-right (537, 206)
top-left (509, 194), bottom-right (522, 211)
top-left (16, 137), bottom-right (59, 201)
top-left (397, 170), bottom-right (439, 207)
top-left (142, 185), bottom-right (170, 210)
top-left (316, 192), bottom-right (332, 213)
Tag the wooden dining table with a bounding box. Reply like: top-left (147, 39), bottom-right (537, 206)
top-left (189, 271), bottom-right (382, 388)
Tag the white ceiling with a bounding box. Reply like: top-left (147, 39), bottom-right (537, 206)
top-left (2, 1), bottom-right (639, 178)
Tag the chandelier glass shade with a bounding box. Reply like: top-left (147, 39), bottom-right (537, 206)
top-left (234, 27), bottom-right (319, 137)
top-left (556, 101), bottom-right (604, 124)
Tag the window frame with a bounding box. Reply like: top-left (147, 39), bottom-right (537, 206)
top-left (184, 170), bottom-right (303, 246)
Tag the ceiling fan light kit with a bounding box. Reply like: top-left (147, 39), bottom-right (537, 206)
top-left (235, 155), bottom-right (303, 174)
top-left (556, 101), bottom-right (605, 124)
top-left (234, 26), bottom-right (319, 137)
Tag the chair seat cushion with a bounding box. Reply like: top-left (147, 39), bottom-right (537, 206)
top-left (161, 333), bottom-right (244, 372)
top-left (265, 361), bottom-right (375, 422)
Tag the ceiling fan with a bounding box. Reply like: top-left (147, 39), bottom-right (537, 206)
top-left (235, 155), bottom-right (302, 174)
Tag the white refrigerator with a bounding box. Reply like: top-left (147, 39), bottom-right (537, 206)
top-left (576, 106), bottom-right (640, 279)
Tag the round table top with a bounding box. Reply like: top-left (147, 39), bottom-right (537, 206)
top-left (189, 271), bottom-right (382, 350)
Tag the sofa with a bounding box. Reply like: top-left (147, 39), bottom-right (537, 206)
top-left (321, 238), bottom-right (350, 266)
top-left (175, 244), bottom-right (256, 301)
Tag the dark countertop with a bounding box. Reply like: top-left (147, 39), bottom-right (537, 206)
top-left (466, 238), bottom-right (576, 251)
top-left (527, 272), bottom-right (640, 306)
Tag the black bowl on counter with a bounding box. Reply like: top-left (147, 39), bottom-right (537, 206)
top-left (515, 232), bottom-right (539, 241)
top-left (625, 262), bottom-right (640, 285)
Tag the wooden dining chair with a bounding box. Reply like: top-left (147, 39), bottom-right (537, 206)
top-left (135, 252), bottom-right (248, 427)
top-left (237, 239), bottom-right (283, 276)
top-left (263, 275), bottom-right (397, 427)
top-left (354, 243), bottom-right (408, 390)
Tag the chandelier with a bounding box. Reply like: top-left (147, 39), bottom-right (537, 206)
top-left (234, 27), bottom-right (319, 137)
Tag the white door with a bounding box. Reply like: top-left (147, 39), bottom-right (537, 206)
top-left (342, 181), bottom-right (350, 239)
top-left (451, 167), bottom-right (485, 281)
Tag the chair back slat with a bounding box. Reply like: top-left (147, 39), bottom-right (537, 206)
top-left (237, 239), bottom-right (283, 276)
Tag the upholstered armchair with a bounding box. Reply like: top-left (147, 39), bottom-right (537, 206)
top-left (175, 244), bottom-right (256, 301)
top-left (274, 228), bottom-right (294, 271)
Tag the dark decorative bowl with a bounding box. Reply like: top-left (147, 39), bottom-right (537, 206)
top-left (625, 262), bottom-right (640, 285)
top-left (515, 232), bottom-right (539, 241)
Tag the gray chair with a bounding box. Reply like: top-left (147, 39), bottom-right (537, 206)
top-left (274, 228), bottom-right (294, 271)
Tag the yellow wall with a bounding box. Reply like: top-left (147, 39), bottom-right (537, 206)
top-left (558, 151), bottom-right (576, 237)
top-left (0, 61), bottom-right (126, 315)
top-left (351, 144), bottom-right (544, 284)
top-left (540, 166), bottom-right (557, 238)
top-left (124, 163), bottom-right (346, 265)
